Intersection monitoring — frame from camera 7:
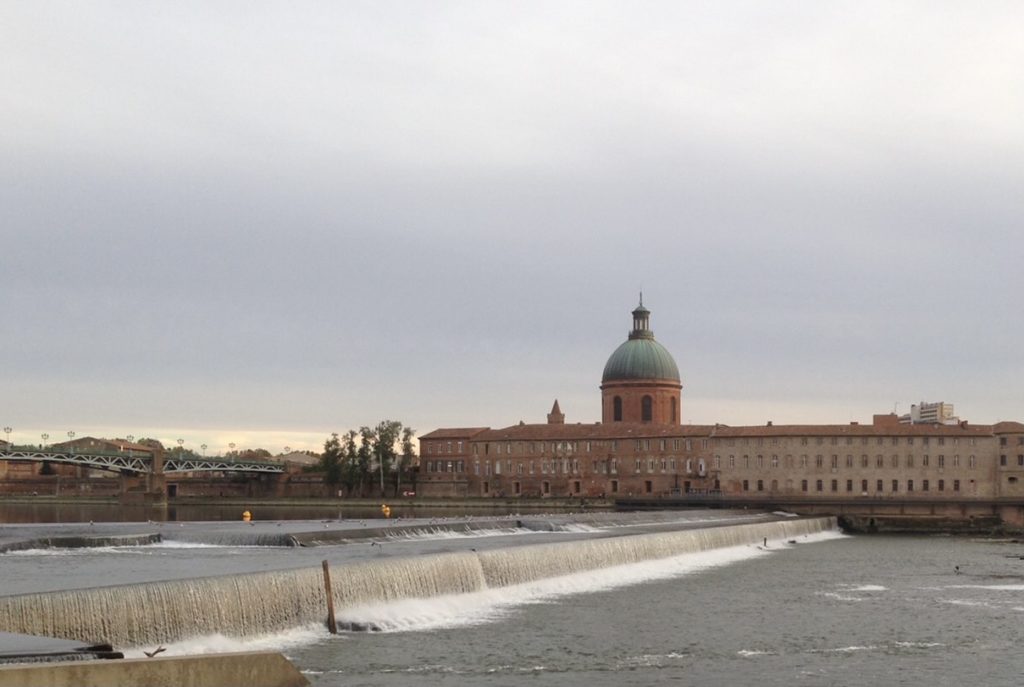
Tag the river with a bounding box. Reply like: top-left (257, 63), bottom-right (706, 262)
top-left (3, 507), bottom-right (1024, 686)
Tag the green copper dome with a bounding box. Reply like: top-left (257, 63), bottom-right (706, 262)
top-left (601, 301), bottom-right (681, 383)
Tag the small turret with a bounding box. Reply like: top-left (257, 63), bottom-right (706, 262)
top-left (547, 399), bottom-right (565, 424)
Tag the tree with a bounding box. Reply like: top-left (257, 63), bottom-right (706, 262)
top-left (396, 425), bottom-right (417, 495)
top-left (321, 420), bottom-right (416, 497)
top-left (321, 433), bottom-right (343, 490)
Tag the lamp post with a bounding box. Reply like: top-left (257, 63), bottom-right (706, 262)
top-left (67, 430), bottom-right (75, 452)
top-left (126, 435), bottom-right (134, 444)
top-left (177, 438), bottom-right (184, 456)
top-left (201, 443), bottom-right (207, 457)
top-left (283, 445), bottom-right (291, 455)
top-left (3, 427), bottom-right (11, 446)
top-left (41, 433), bottom-right (49, 449)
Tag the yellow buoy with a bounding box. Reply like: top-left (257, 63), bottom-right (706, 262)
top-left (242, 510), bottom-right (252, 522)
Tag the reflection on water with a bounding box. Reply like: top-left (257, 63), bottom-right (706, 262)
top-left (0, 501), bottom-right (520, 524)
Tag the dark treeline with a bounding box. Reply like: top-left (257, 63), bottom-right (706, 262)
top-left (317, 420), bottom-right (416, 497)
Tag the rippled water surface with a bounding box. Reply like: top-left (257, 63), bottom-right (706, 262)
top-left (288, 534), bottom-right (1024, 687)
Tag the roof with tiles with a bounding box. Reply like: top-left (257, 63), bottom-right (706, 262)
top-left (472, 423), bottom-right (717, 442)
top-left (418, 428), bottom-right (490, 440)
top-left (711, 423), bottom-right (995, 438)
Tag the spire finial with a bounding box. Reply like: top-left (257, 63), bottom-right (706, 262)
top-left (639, 290), bottom-right (643, 307)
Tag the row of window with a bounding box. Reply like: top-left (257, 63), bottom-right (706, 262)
top-left (741, 478), bottom-right (962, 493)
top-left (725, 436), bottom-right (978, 448)
top-left (718, 454), bottom-right (975, 470)
top-left (998, 455), bottom-right (1024, 466)
top-left (425, 433), bottom-right (1007, 456)
top-left (425, 438), bottom-right (710, 456)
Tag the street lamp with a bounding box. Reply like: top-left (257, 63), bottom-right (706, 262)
top-left (177, 438), bottom-right (184, 455)
top-left (126, 435), bottom-right (134, 444)
top-left (3, 427), bottom-right (11, 446)
top-left (201, 443), bottom-right (207, 456)
top-left (228, 442), bottom-right (236, 455)
top-left (41, 433), bottom-right (49, 448)
top-left (283, 446), bottom-right (291, 455)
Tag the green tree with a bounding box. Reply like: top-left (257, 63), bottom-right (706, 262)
top-left (321, 433), bottom-right (342, 490)
top-left (395, 425), bottom-right (417, 495)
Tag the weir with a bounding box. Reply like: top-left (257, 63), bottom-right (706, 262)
top-left (0, 517), bottom-right (836, 648)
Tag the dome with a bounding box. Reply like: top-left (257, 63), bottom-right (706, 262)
top-left (602, 337), bottom-right (680, 383)
top-left (601, 300), bottom-right (680, 383)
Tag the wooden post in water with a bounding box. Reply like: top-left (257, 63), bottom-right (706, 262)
top-left (322, 560), bottom-right (338, 634)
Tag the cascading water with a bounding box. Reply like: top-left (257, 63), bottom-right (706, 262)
top-left (0, 517), bottom-right (836, 647)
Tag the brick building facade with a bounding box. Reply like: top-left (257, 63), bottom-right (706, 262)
top-left (418, 301), bottom-right (1024, 505)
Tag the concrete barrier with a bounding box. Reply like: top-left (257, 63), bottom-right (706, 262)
top-left (0, 650), bottom-right (308, 687)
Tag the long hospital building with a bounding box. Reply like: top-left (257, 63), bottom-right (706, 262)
top-left (419, 301), bottom-right (1024, 525)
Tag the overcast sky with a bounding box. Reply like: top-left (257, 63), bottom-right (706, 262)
top-left (2, 2), bottom-right (1023, 453)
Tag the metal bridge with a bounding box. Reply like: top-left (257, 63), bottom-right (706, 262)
top-left (0, 449), bottom-right (285, 475)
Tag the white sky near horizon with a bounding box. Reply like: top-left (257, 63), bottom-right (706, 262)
top-left (2, 2), bottom-right (1023, 453)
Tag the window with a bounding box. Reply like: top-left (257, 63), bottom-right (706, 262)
top-left (641, 395), bottom-right (653, 422)
top-left (876, 455), bottom-right (884, 468)
top-left (892, 479), bottom-right (899, 492)
top-left (922, 480), bottom-right (929, 491)
top-left (831, 479), bottom-right (838, 492)
top-left (861, 479), bottom-right (868, 492)
top-left (671, 397), bottom-right (677, 422)
top-left (952, 455), bottom-right (959, 467)
top-left (771, 455), bottom-right (779, 468)
top-left (907, 479), bottom-right (914, 492)
top-left (1019, 455), bottom-right (1024, 467)
top-left (742, 480), bottom-right (749, 491)
top-left (610, 480), bottom-right (618, 493)
top-left (613, 396), bottom-right (623, 422)
top-left (861, 455), bottom-right (869, 468)
top-left (815, 455), bottom-right (823, 468)
top-left (1001, 455), bottom-right (1008, 466)
top-left (891, 455), bottom-right (898, 468)
top-left (846, 455), bottom-right (854, 468)
top-left (876, 479), bottom-right (883, 492)
top-left (938, 479), bottom-right (945, 492)
top-left (757, 480), bottom-right (764, 492)
top-left (969, 455), bottom-right (976, 469)
top-left (907, 455), bottom-right (915, 468)
top-left (831, 455), bottom-right (838, 469)
top-left (953, 479), bottom-right (960, 491)
top-left (846, 479), bottom-right (853, 492)
top-left (801, 479), bottom-right (808, 492)
top-left (816, 479), bottom-right (823, 492)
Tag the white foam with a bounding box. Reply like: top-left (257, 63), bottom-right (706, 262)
top-left (849, 585), bottom-right (887, 592)
top-left (335, 544), bottom-right (774, 634)
top-left (738, 649), bottom-right (774, 657)
top-left (122, 623), bottom-right (328, 658)
top-left (948, 584), bottom-right (1024, 591)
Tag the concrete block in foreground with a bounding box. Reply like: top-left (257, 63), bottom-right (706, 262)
top-left (0, 650), bottom-right (309, 687)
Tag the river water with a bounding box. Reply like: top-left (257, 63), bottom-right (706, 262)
top-left (281, 534), bottom-right (1024, 687)
top-left (3, 507), bottom-right (1024, 686)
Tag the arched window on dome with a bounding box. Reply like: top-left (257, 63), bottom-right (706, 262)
top-left (671, 397), bottom-right (677, 423)
top-left (613, 396), bottom-right (623, 422)
top-left (641, 395), bottom-right (653, 422)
